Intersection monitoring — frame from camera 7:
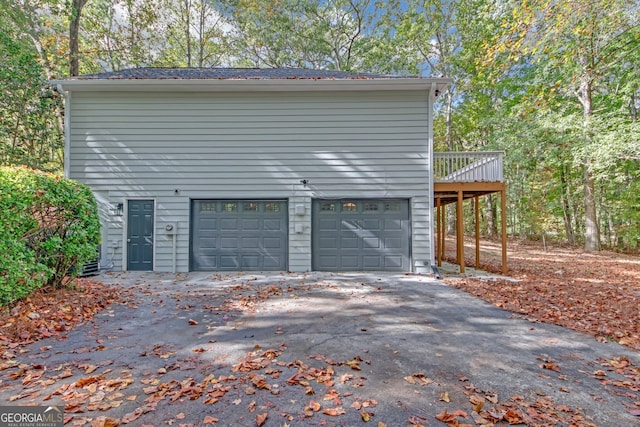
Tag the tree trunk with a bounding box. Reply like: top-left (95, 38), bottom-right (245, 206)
top-left (583, 164), bottom-right (600, 250)
top-left (69, 0), bottom-right (88, 76)
top-left (446, 205), bottom-right (456, 235)
top-left (184, 0), bottom-right (192, 67)
top-left (198, 2), bottom-right (205, 67)
top-left (559, 165), bottom-right (575, 245)
top-left (444, 88), bottom-right (456, 235)
top-left (608, 210), bottom-right (617, 248)
top-left (486, 194), bottom-right (497, 238)
top-left (578, 77), bottom-right (600, 251)
top-left (445, 88), bottom-right (453, 150)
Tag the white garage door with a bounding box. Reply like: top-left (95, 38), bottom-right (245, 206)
top-left (191, 200), bottom-right (288, 271)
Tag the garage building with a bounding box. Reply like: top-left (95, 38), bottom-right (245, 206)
top-left (54, 68), bottom-right (451, 273)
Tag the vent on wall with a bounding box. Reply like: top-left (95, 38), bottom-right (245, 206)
top-left (77, 246), bottom-right (101, 277)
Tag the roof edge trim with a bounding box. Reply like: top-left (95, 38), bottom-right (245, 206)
top-left (51, 78), bottom-right (454, 93)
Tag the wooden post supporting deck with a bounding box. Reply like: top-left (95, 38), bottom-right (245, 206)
top-left (475, 195), bottom-right (480, 269)
top-left (439, 201), bottom-right (445, 266)
top-left (501, 187), bottom-right (508, 274)
top-left (436, 197), bottom-right (442, 267)
top-left (457, 190), bottom-right (465, 273)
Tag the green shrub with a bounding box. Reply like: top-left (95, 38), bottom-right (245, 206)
top-left (0, 166), bottom-right (100, 306)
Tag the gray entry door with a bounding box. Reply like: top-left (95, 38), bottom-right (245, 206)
top-left (312, 199), bottom-right (410, 271)
top-left (127, 200), bottom-right (154, 271)
top-left (191, 200), bottom-right (288, 271)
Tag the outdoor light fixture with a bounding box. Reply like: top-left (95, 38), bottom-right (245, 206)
top-left (113, 202), bottom-right (123, 216)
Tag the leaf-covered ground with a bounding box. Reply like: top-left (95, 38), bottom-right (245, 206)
top-left (0, 278), bottom-right (128, 346)
top-left (0, 242), bottom-right (639, 426)
top-left (3, 239), bottom-right (638, 354)
top-left (442, 238), bottom-right (640, 350)
top-left (0, 241), bottom-right (640, 426)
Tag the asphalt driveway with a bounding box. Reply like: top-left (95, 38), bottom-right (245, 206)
top-left (1, 271), bottom-right (638, 426)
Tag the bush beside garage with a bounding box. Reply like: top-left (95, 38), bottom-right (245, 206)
top-left (0, 166), bottom-right (100, 307)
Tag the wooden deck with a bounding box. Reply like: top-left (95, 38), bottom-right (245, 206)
top-left (433, 152), bottom-right (507, 274)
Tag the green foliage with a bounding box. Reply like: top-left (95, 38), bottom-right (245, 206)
top-left (0, 28), bottom-right (63, 171)
top-left (0, 166), bottom-right (101, 307)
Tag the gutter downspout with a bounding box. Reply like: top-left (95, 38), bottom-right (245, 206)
top-left (172, 232), bottom-right (177, 274)
top-left (428, 83), bottom-right (441, 279)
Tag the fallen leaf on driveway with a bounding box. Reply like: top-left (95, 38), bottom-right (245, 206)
top-left (91, 416), bottom-right (120, 427)
top-left (302, 400), bottom-right (319, 413)
top-left (484, 392), bottom-right (498, 404)
top-left (322, 407), bottom-right (346, 416)
top-left (404, 375), bottom-right (416, 384)
top-left (539, 361), bottom-right (561, 372)
top-left (339, 373), bottom-right (354, 384)
top-left (362, 399), bottom-right (378, 407)
top-left (80, 363), bottom-right (98, 374)
top-left (256, 412), bottom-right (268, 426)
top-left (404, 373), bottom-right (433, 386)
top-left (346, 359), bottom-right (361, 370)
top-left (76, 375), bottom-right (105, 388)
top-left (503, 409), bottom-right (523, 423)
top-left (435, 409), bottom-right (468, 425)
top-left (361, 410), bottom-right (373, 422)
top-left (122, 409), bottom-right (143, 424)
top-left (323, 389), bottom-right (340, 401)
top-left (203, 416), bottom-right (218, 424)
top-left (469, 395), bottom-right (484, 412)
top-left (408, 414), bottom-right (429, 426)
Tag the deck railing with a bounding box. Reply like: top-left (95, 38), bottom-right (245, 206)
top-left (434, 151), bottom-right (504, 183)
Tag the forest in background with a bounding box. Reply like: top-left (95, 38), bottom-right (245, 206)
top-left (1, 0), bottom-right (639, 252)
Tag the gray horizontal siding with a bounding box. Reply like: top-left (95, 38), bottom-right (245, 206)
top-left (70, 93), bottom-right (429, 183)
top-left (69, 90), bottom-right (432, 272)
top-left (70, 169), bottom-right (430, 177)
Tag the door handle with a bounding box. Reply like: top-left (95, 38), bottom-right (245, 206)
top-left (127, 239), bottom-right (131, 243)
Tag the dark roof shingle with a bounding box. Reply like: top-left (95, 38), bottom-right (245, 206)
top-left (73, 67), bottom-right (412, 80)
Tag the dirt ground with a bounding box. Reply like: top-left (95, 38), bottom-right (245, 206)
top-left (441, 237), bottom-right (640, 351)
